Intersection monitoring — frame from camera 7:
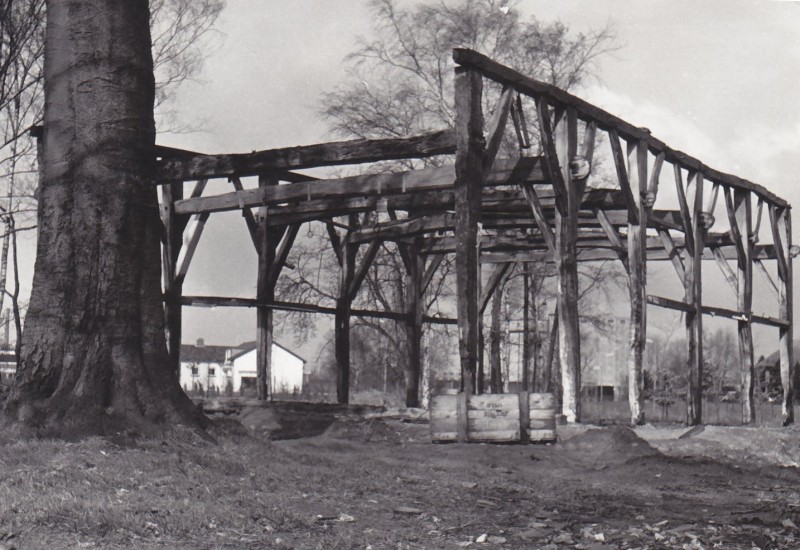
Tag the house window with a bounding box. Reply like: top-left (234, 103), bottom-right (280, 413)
top-left (190, 365), bottom-right (198, 376)
top-left (208, 367), bottom-right (216, 377)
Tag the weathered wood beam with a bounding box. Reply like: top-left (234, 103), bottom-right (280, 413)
top-left (608, 129), bottom-right (639, 225)
top-left (348, 238), bottom-right (381, 301)
top-left (647, 152), bottom-right (665, 205)
top-left (675, 166), bottom-right (695, 256)
top-left (231, 176), bottom-right (261, 250)
top-left (626, 138), bottom-right (648, 426)
top-left (711, 246), bottom-right (738, 297)
top-left (174, 212), bottom-right (210, 284)
top-left (174, 157), bottom-right (545, 217)
top-left (454, 66), bottom-right (484, 395)
top-left (158, 129), bottom-right (456, 181)
top-left (771, 206), bottom-right (794, 425)
top-left (452, 48), bottom-right (788, 208)
top-left (594, 208), bottom-right (627, 267)
top-left (646, 295), bottom-right (787, 328)
top-left (335, 214), bottom-right (359, 404)
top-left (479, 263), bottom-right (512, 315)
top-left (686, 173), bottom-right (705, 426)
top-left (268, 222), bottom-right (301, 288)
top-left (657, 229), bottom-right (685, 285)
top-left (256, 176), bottom-right (279, 401)
top-left (405, 239), bottom-right (424, 407)
top-left (484, 85), bottom-right (514, 170)
top-left (753, 258), bottom-right (779, 298)
top-left (350, 213), bottom-right (456, 244)
top-left (160, 182), bottom-right (184, 375)
top-left (730, 189), bottom-right (755, 424)
top-left (555, 106), bottom-right (582, 423)
top-left (536, 97), bottom-right (568, 213)
top-left (521, 183), bottom-right (556, 255)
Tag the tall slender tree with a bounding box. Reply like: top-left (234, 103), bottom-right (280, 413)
top-left (3, 0), bottom-right (206, 436)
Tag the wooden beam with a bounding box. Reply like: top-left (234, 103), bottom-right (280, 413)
top-left (686, 173), bottom-right (705, 426)
top-left (647, 152), bottom-right (665, 205)
top-left (454, 67), bottom-right (484, 395)
top-left (711, 246), bottom-right (738, 296)
top-left (160, 182), bottom-right (184, 376)
top-left (521, 183), bottom-right (556, 255)
top-left (626, 138), bottom-right (648, 425)
top-left (405, 239), bottom-right (424, 407)
top-left (336, 214), bottom-right (358, 404)
top-left (535, 97), bottom-right (568, 212)
top-left (230, 176), bottom-right (261, 250)
top-left (175, 212), bottom-right (210, 284)
top-left (483, 85), bottom-right (514, 170)
top-left (158, 129), bottom-right (457, 181)
top-left (657, 229), bottom-right (685, 285)
top-left (753, 258), bottom-right (779, 298)
top-left (646, 295), bottom-right (787, 329)
top-left (594, 208), bottom-right (627, 267)
top-left (268, 222), bottom-right (301, 288)
top-left (256, 176), bottom-right (279, 401)
top-left (731, 189), bottom-right (755, 424)
top-left (452, 48), bottom-right (788, 208)
top-left (479, 263), bottom-right (512, 315)
top-left (174, 157), bottom-right (546, 217)
top-left (675, 166), bottom-right (695, 257)
top-left (608, 129), bottom-right (639, 224)
top-left (348, 238), bottom-right (381, 300)
top-left (422, 253), bottom-right (445, 294)
top-left (772, 206), bottom-right (794, 425)
top-left (555, 105), bottom-right (582, 423)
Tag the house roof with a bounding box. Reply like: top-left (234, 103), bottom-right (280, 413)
top-left (756, 342), bottom-right (800, 369)
top-left (228, 340), bottom-right (306, 363)
top-left (180, 344), bottom-right (228, 364)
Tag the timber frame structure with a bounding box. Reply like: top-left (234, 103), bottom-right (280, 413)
top-left (154, 49), bottom-right (794, 426)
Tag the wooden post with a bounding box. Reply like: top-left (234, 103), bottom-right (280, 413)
top-left (553, 106), bottom-right (581, 423)
top-left (771, 206), bottom-right (794, 425)
top-left (453, 67), bottom-right (484, 396)
top-left (335, 214), bottom-right (358, 404)
top-left (522, 264), bottom-right (531, 392)
top-left (160, 182), bottom-right (184, 377)
top-left (686, 172), bottom-right (705, 425)
top-left (731, 189), bottom-right (755, 423)
top-left (256, 176), bottom-right (278, 401)
top-left (405, 238), bottom-right (424, 407)
top-left (627, 139), bottom-right (648, 425)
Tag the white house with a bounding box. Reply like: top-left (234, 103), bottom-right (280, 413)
top-left (179, 339), bottom-right (230, 393)
top-left (0, 350), bottom-right (16, 386)
top-left (229, 341), bottom-right (306, 396)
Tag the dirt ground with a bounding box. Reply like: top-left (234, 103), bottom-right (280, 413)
top-left (2, 404), bottom-right (800, 549)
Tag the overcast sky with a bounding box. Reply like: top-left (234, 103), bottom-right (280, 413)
top-left (146, 0), bottom-right (800, 354)
top-left (19, 0), bottom-right (800, 356)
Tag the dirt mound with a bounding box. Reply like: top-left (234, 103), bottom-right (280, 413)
top-left (237, 406), bottom-right (336, 440)
top-left (322, 418), bottom-right (402, 443)
top-left (556, 425), bottom-right (662, 468)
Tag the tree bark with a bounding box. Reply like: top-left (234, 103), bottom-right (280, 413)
top-left (3, 0), bottom-right (206, 436)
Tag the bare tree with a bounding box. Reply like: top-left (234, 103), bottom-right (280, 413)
top-left (0, 0), bottom-right (224, 354)
top-left (3, 0), bottom-right (207, 436)
top-left (277, 0), bottom-right (618, 405)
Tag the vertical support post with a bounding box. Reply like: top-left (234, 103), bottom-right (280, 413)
top-left (686, 173), bottom-right (705, 425)
top-left (733, 189), bottom-right (755, 423)
top-left (256, 176), bottom-right (278, 401)
top-left (160, 181), bottom-right (184, 377)
top-left (627, 140), bottom-right (648, 425)
top-left (554, 107), bottom-right (581, 422)
top-left (489, 276), bottom-right (504, 394)
top-left (773, 207), bottom-right (794, 425)
top-left (522, 264), bottom-right (531, 392)
top-left (453, 67), bottom-right (484, 396)
top-left (335, 214), bottom-right (358, 404)
top-left (405, 238), bottom-right (424, 407)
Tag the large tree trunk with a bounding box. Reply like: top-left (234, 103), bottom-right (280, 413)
top-left (3, 0), bottom-right (205, 436)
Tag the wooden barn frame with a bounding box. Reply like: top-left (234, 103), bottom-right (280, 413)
top-left (154, 49), bottom-right (794, 427)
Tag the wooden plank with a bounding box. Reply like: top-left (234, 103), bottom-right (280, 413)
top-left (465, 430), bottom-right (521, 442)
top-left (160, 182), bottom-right (184, 376)
top-left (594, 208), bottom-right (627, 267)
top-left (647, 152), bottom-right (665, 205)
top-left (174, 212), bottom-right (210, 284)
top-left (452, 48), bottom-right (788, 209)
top-left (256, 176), bottom-right (278, 401)
top-left (467, 393), bottom-right (520, 410)
top-left (326, 221), bottom-right (343, 266)
top-left (529, 392), bottom-right (556, 410)
top-left (528, 429), bottom-right (557, 442)
top-left (158, 129), bottom-right (457, 181)
top-left (519, 391), bottom-right (530, 442)
top-left (348, 238), bottom-right (381, 300)
top-left (268, 223), bottom-right (301, 288)
top-left (335, 214), bottom-right (358, 404)
top-left (454, 67), bottom-right (484, 395)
